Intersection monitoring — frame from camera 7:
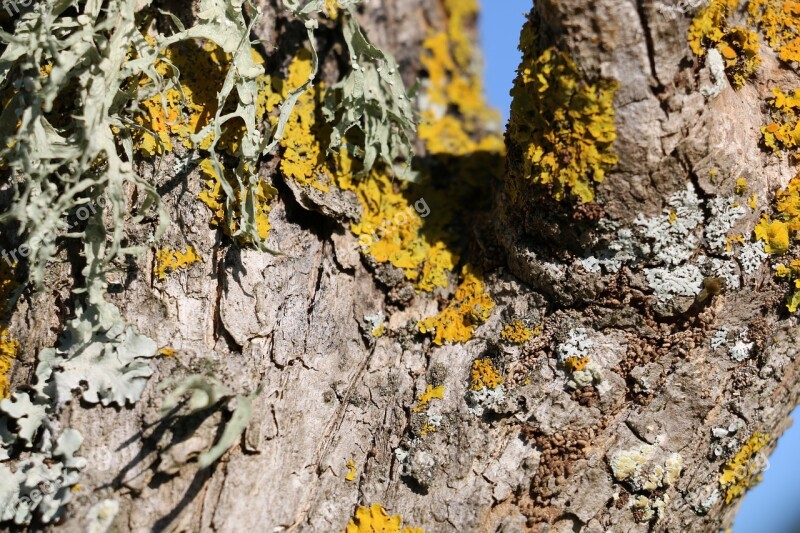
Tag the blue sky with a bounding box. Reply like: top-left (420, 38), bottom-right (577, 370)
top-left (477, 2), bottom-right (800, 531)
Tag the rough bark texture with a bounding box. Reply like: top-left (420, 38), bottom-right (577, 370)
top-left (3, 0), bottom-right (800, 532)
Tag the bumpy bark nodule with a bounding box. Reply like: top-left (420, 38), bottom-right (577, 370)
top-left (2, 0), bottom-right (799, 532)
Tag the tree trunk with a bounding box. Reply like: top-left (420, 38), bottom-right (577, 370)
top-left (2, 0), bottom-right (799, 532)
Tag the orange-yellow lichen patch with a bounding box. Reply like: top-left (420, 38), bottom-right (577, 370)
top-left (0, 263), bottom-right (19, 399)
top-left (412, 385), bottom-right (444, 413)
top-left (132, 38), bottom-right (273, 157)
top-left (761, 88), bottom-right (800, 152)
top-left (508, 21), bottom-right (619, 203)
top-left (275, 51), bottom-right (332, 192)
top-left (564, 356), bottom-right (590, 373)
top-left (736, 177), bottom-right (749, 195)
top-left (345, 459), bottom-right (357, 481)
top-left (758, 174), bottom-right (800, 308)
top-left (133, 39), bottom-right (229, 156)
top-left (267, 53), bottom-right (460, 292)
top-left (420, 0), bottom-right (500, 135)
top-left (470, 359), bottom-right (503, 391)
top-left (343, 503), bottom-right (424, 533)
top-left (198, 159), bottom-right (276, 242)
top-left (500, 320), bottom-right (533, 344)
top-left (689, 0), bottom-right (761, 89)
top-left (774, 173), bottom-right (800, 230)
top-left (158, 347), bottom-right (177, 358)
top-left (418, 266), bottom-right (495, 345)
top-left (748, 0), bottom-right (800, 63)
top-left (154, 246), bottom-right (202, 280)
top-left (720, 432), bottom-right (770, 503)
top-left (0, 327), bottom-right (18, 399)
top-left (755, 217), bottom-right (790, 254)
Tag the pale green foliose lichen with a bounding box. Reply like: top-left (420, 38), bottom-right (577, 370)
top-left (158, 374), bottom-right (260, 469)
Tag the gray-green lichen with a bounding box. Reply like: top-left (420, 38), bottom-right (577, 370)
top-left (159, 374), bottom-right (260, 469)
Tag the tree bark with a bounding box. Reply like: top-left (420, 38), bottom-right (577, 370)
top-left (3, 0), bottom-right (800, 532)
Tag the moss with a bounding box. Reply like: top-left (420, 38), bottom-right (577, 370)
top-left (500, 320), bottom-right (533, 344)
top-left (343, 504), bottom-right (424, 533)
top-left (719, 432), bottom-right (770, 503)
top-left (412, 384), bottom-right (444, 413)
top-left (418, 266), bottom-right (495, 345)
top-left (688, 0), bottom-right (761, 89)
top-left (470, 359), bottom-right (503, 391)
top-left (154, 246), bottom-right (202, 280)
top-left (508, 20), bottom-right (618, 203)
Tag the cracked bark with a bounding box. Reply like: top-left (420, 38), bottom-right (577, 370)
top-left (3, 0), bottom-right (800, 532)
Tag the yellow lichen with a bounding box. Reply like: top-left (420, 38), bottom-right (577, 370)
top-left (133, 39), bottom-right (259, 156)
top-left (736, 177), bottom-right (749, 194)
top-left (508, 20), bottom-right (619, 203)
top-left (0, 327), bottom-right (18, 399)
top-left (345, 459), bottom-right (357, 481)
top-left (0, 263), bottom-right (19, 399)
top-left (760, 175), bottom-right (800, 308)
top-left (755, 217), bottom-right (790, 254)
top-left (276, 51), bottom-right (332, 192)
top-left (500, 320), bottom-right (533, 344)
top-left (726, 233), bottom-right (745, 253)
top-left (158, 347), bottom-right (176, 358)
top-left (761, 88), bottom-right (800, 152)
top-left (470, 359), bottom-right (503, 391)
top-left (268, 53), bottom-right (465, 292)
top-left (719, 432), bottom-right (770, 503)
top-left (412, 385), bottom-right (444, 413)
top-left (418, 266), bottom-right (495, 345)
top-left (343, 504), bottom-right (424, 533)
top-left (198, 158), bottom-right (276, 242)
top-left (372, 323), bottom-right (386, 338)
top-left (787, 280), bottom-right (800, 311)
top-left (564, 356), bottom-right (590, 373)
top-left (419, 0), bottom-right (502, 144)
top-left (748, 0), bottom-right (800, 63)
top-left (689, 0), bottom-right (761, 89)
top-left (154, 246), bottom-right (202, 280)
